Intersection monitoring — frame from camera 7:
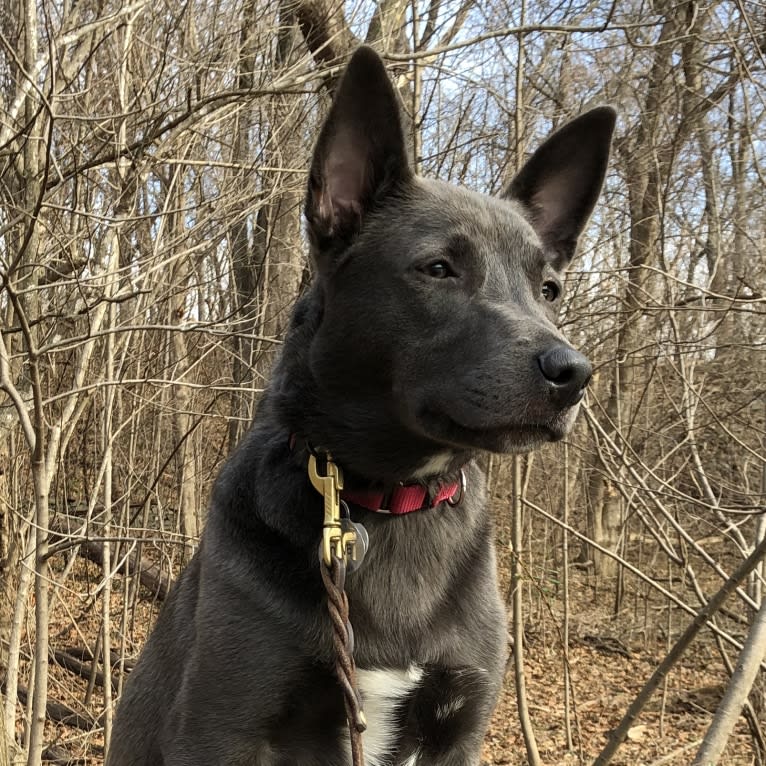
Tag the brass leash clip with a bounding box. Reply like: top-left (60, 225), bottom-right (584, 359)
top-left (308, 453), bottom-right (359, 567)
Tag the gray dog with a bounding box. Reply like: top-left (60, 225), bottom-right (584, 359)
top-left (107, 46), bottom-right (615, 766)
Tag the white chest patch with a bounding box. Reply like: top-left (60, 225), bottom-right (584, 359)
top-left (346, 666), bottom-right (423, 766)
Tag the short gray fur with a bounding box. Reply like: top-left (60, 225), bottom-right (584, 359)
top-left (107, 46), bottom-right (615, 766)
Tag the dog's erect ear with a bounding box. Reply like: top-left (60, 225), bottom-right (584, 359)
top-left (503, 106), bottom-right (616, 267)
top-left (306, 46), bottom-right (411, 249)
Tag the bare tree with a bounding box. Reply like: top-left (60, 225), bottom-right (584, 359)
top-left (0, 1), bottom-right (764, 764)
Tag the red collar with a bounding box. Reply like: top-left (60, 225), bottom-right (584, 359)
top-left (291, 434), bottom-right (466, 514)
top-left (341, 469), bottom-right (466, 515)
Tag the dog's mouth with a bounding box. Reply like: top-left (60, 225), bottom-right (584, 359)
top-left (416, 406), bottom-right (571, 454)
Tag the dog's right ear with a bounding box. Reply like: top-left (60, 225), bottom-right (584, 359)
top-left (503, 107), bottom-right (616, 268)
top-left (306, 47), bottom-right (411, 251)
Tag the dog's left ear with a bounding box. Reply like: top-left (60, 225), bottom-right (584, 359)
top-left (306, 46), bottom-right (411, 252)
top-left (503, 106), bottom-right (616, 268)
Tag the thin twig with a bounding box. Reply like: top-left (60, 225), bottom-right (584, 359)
top-left (693, 597), bottom-right (766, 765)
top-left (594, 534), bottom-right (766, 766)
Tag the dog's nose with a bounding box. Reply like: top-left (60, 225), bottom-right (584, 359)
top-left (537, 346), bottom-right (592, 407)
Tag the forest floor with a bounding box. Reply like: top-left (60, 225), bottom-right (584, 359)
top-left (27, 532), bottom-right (763, 766)
top-left (482, 604), bottom-right (757, 765)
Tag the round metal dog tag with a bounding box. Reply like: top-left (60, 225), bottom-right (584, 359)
top-left (343, 518), bottom-right (369, 572)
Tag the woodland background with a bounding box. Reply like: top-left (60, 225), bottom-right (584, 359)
top-left (0, 0), bottom-right (765, 764)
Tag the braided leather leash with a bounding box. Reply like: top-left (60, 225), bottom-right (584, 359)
top-left (321, 553), bottom-right (366, 766)
top-left (309, 453), bottom-right (367, 766)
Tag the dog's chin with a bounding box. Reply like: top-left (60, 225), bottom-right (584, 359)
top-left (416, 407), bottom-right (576, 454)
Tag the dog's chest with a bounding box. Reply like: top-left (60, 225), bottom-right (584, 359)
top-left (342, 665), bottom-right (487, 766)
top-left (350, 667), bottom-right (422, 766)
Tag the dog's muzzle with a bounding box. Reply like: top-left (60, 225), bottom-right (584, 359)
top-left (537, 345), bottom-right (592, 408)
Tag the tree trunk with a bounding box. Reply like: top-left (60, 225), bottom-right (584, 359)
top-left (228, 0), bottom-right (267, 447)
top-left (251, 11), bottom-right (308, 382)
top-left (586, 7), bottom-right (685, 577)
top-left (0, 444), bottom-right (20, 766)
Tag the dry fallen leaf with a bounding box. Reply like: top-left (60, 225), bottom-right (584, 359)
top-left (627, 724), bottom-right (649, 741)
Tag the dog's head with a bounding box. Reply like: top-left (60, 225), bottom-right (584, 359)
top-left (298, 47), bottom-right (615, 478)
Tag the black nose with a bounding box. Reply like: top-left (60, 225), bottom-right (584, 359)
top-left (537, 346), bottom-right (592, 407)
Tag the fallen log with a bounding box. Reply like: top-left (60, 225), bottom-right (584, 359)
top-left (16, 686), bottom-right (96, 732)
top-left (75, 538), bottom-right (171, 601)
top-left (51, 650), bottom-right (118, 691)
top-left (62, 645), bottom-right (134, 672)
top-left (42, 744), bottom-right (87, 765)
top-left (50, 518), bottom-right (172, 600)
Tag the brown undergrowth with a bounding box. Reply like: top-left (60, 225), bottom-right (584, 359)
top-left (16, 523), bottom-right (764, 765)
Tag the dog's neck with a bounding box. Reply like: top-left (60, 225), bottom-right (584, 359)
top-left (289, 436), bottom-right (465, 514)
top-left (269, 287), bottom-right (476, 486)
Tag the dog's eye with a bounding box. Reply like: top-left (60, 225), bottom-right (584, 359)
top-left (541, 281), bottom-right (560, 302)
top-left (425, 261), bottom-right (454, 279)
